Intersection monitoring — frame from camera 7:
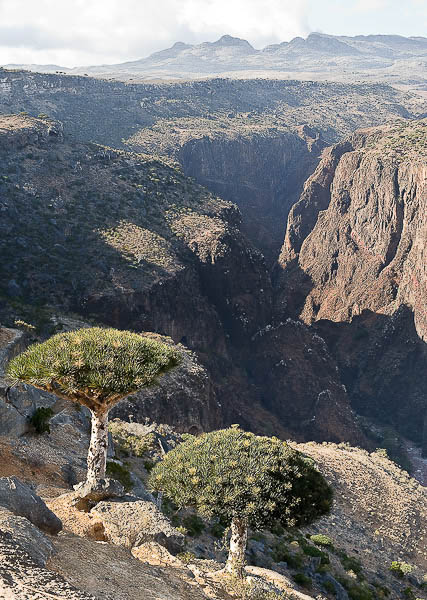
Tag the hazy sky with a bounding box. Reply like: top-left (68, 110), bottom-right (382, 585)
top-left (0, 0), bottom-right (426, 67)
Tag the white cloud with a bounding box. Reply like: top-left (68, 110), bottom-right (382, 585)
top-left (0, 0), bottom-right (310, 67)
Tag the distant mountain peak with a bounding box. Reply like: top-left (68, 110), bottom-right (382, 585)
top-left (212, 35), bottom-right (254, 49)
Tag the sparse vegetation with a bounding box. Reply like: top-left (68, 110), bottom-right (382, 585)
top-left (108, 421), bottom-right (155, 457)
top-left (7, 327), bottom-right (180, 489)
top-left (310, 533), bottom-right (333, 547)
top-left (150, 427), bottom-right (332, 577)
top-left (293, 572), bottom-right (312, 588)
top-left (389, 561), bottom-right (414, 578)
top-left (106, 461), bottom-right (133, 492)
top-left (29, 407), bottom-right (54, 434)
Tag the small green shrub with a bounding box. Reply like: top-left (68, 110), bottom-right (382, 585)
top-left (389, 561), bottom-right (414, 578)
top-left (109, 421), bottom-right (155, 458)
top-left (271, 541), bottom-right (304, 569)
top-left (106, 461), bottom-right (133, 492)
top-left (293, 573), bottom-right (312, 588)
top-left (270, 522), bottom-right (285, 536)
top-left (175, 525), bottom-right (188, 535)
top-left (176, 551), bottom-right (196, 564)
top-left (339, 551), bottom-right (363, 575)
top-left (143, 459), bottom-right (155, 471)
top-left (338, 578), bottom-right (374, 600)
top-left (182, 514), bottom-right (205, 537)
top-left (29, 407), bottom-right (54, 434)
top-left (310, 534), bottom-right (333, 547)
top-left (323, 579), bottom-right (336, 594)
top-left (303, 545), bottom-right (330, 564)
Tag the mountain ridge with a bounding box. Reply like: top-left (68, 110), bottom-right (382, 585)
top-left (4, 32), bottom-right (427, 91)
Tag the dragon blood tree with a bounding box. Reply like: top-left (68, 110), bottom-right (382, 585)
top-left (7, 327), bottom-right (180, 490)
top-left (149, 427), bottom-right (333, 578)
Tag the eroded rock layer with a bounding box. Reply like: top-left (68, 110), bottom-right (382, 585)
top-left (277, 119), bottom-right (427, 447)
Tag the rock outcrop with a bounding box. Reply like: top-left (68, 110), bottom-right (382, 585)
top-left (277, 119), bottom-right (427, 447)
top-left (0, 476), bottom-right (62, 534)
top-left (0, 115), bottom-right (364, 444)
top-left (91, 499), bottom-right (184, 553)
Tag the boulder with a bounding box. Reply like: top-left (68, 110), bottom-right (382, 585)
top-left (0, 506), bottom-right (54, 566)
top-left (72, 478), bottom-right (124, 512)
top-left (0, 398), bottom-right (28, 436)
top-left (131, 541), bottom-right (185, 568)
top-left (91, 498), bottom-right (184, 553)
top-left (0, 476), bottom-right (62, 534)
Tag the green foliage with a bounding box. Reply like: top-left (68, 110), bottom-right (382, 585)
top-left (7, 327), bottom-right (180, 411)
top-left (176, 551), bottom-right (196, 564)
top-left (271, 541), bottom-right (304, 569)
top-left (302, 545), bottom-right (330, 564)
top-left (29, 407), bottom-right (54, 434)
top-left (106, 461), bottom-right (133, 492)
top-left (338, 577), bottom-right (374, 600)
top-left (182, 514), bottom-right (205, 537)
top-left (109, 421), bottom-right (155, 457)
top-left (338, 551), bottom-right (363, 575)
top-left (310, 534), bottom-right (333, 547)
top-left (389, 561), bottom-right (414, 578)
top-left (293, 573), bottom-right (312, 588)
top-left (143, 459), bottom-right (155, 472)
top-left (210, 521), bottom-right (226, 539)
top-left (149, 427), bottom-right (332, 531)
top-left (403, 587), bottom-right (416, 600)
top-left (323, 579), bottom-right (336, 594)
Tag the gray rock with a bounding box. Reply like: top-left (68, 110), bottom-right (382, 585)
top-left (72, 478), bottom-right (124, 511)
top-left (323, 574), bottom-right (349, 600)
top-left (0, 397), bottom-right (28, 436)
top-left (129, 472), bottom-right (155, 501)
top-left (0, 507), bottom-right (54, 566)
top-left (0, 476), bottom-right (62, 535)
top-left (0, 327), bottom-right (26, 376)
top-left (91, 498), bottom-right (184, 554)
top-left (306, 555), bottom-right (322, 574)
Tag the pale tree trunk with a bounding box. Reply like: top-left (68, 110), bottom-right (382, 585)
top-left (225, 516), bottom-right (248, 578)
top-left (86, 410), bottom-right (109, 487)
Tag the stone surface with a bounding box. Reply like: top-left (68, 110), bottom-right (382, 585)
top-left (0, 507), bottom-right (54, 566)
top-left (132, 541), bottom-right (186, 568)
top-left (322, 574), bottom-right (349, 600)
top-left (278, 119), bottom-right (427, 446)
top-left (91, 498), bottom-right (185, 553)
top-left (0, 476), bottom-right (62, 535)
top-left (0, 530), bottom-right (95, 600)
top-left (72, 478), bottom-right (125, 512)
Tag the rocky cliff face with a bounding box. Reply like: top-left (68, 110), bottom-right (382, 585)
top-left (175, 126), bottom-right (325, 261)
top-left (277, 119), bottom-right (427, 449)
top-left (0, 115), bottom-right (365, 444)
top-left (1, 70), bottom-right (423, 260)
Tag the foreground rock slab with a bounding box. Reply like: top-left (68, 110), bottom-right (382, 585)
top-left (0, 476), bottom-right (62, 534)
top-left (91, 498), bottom-right (184, 553)
top-left (0, 507), bottom-right (54, 567)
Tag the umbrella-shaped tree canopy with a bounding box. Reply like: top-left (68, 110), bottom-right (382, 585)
top-left (7, 327), bottom-right (180, 413)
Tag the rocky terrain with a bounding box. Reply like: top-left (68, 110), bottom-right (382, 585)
top-left (6, 33), bottom-right (427, 93)
top-left (0, 323), bottom-right (426, 600)
top-left (1, 69), bottom-right (425, 259)
top-left (1, 107), bottom-right (426, 453)
top-left (277, 119), bottom-right (427, 452)
top-left (0, 56), bottom-right (426, 598)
